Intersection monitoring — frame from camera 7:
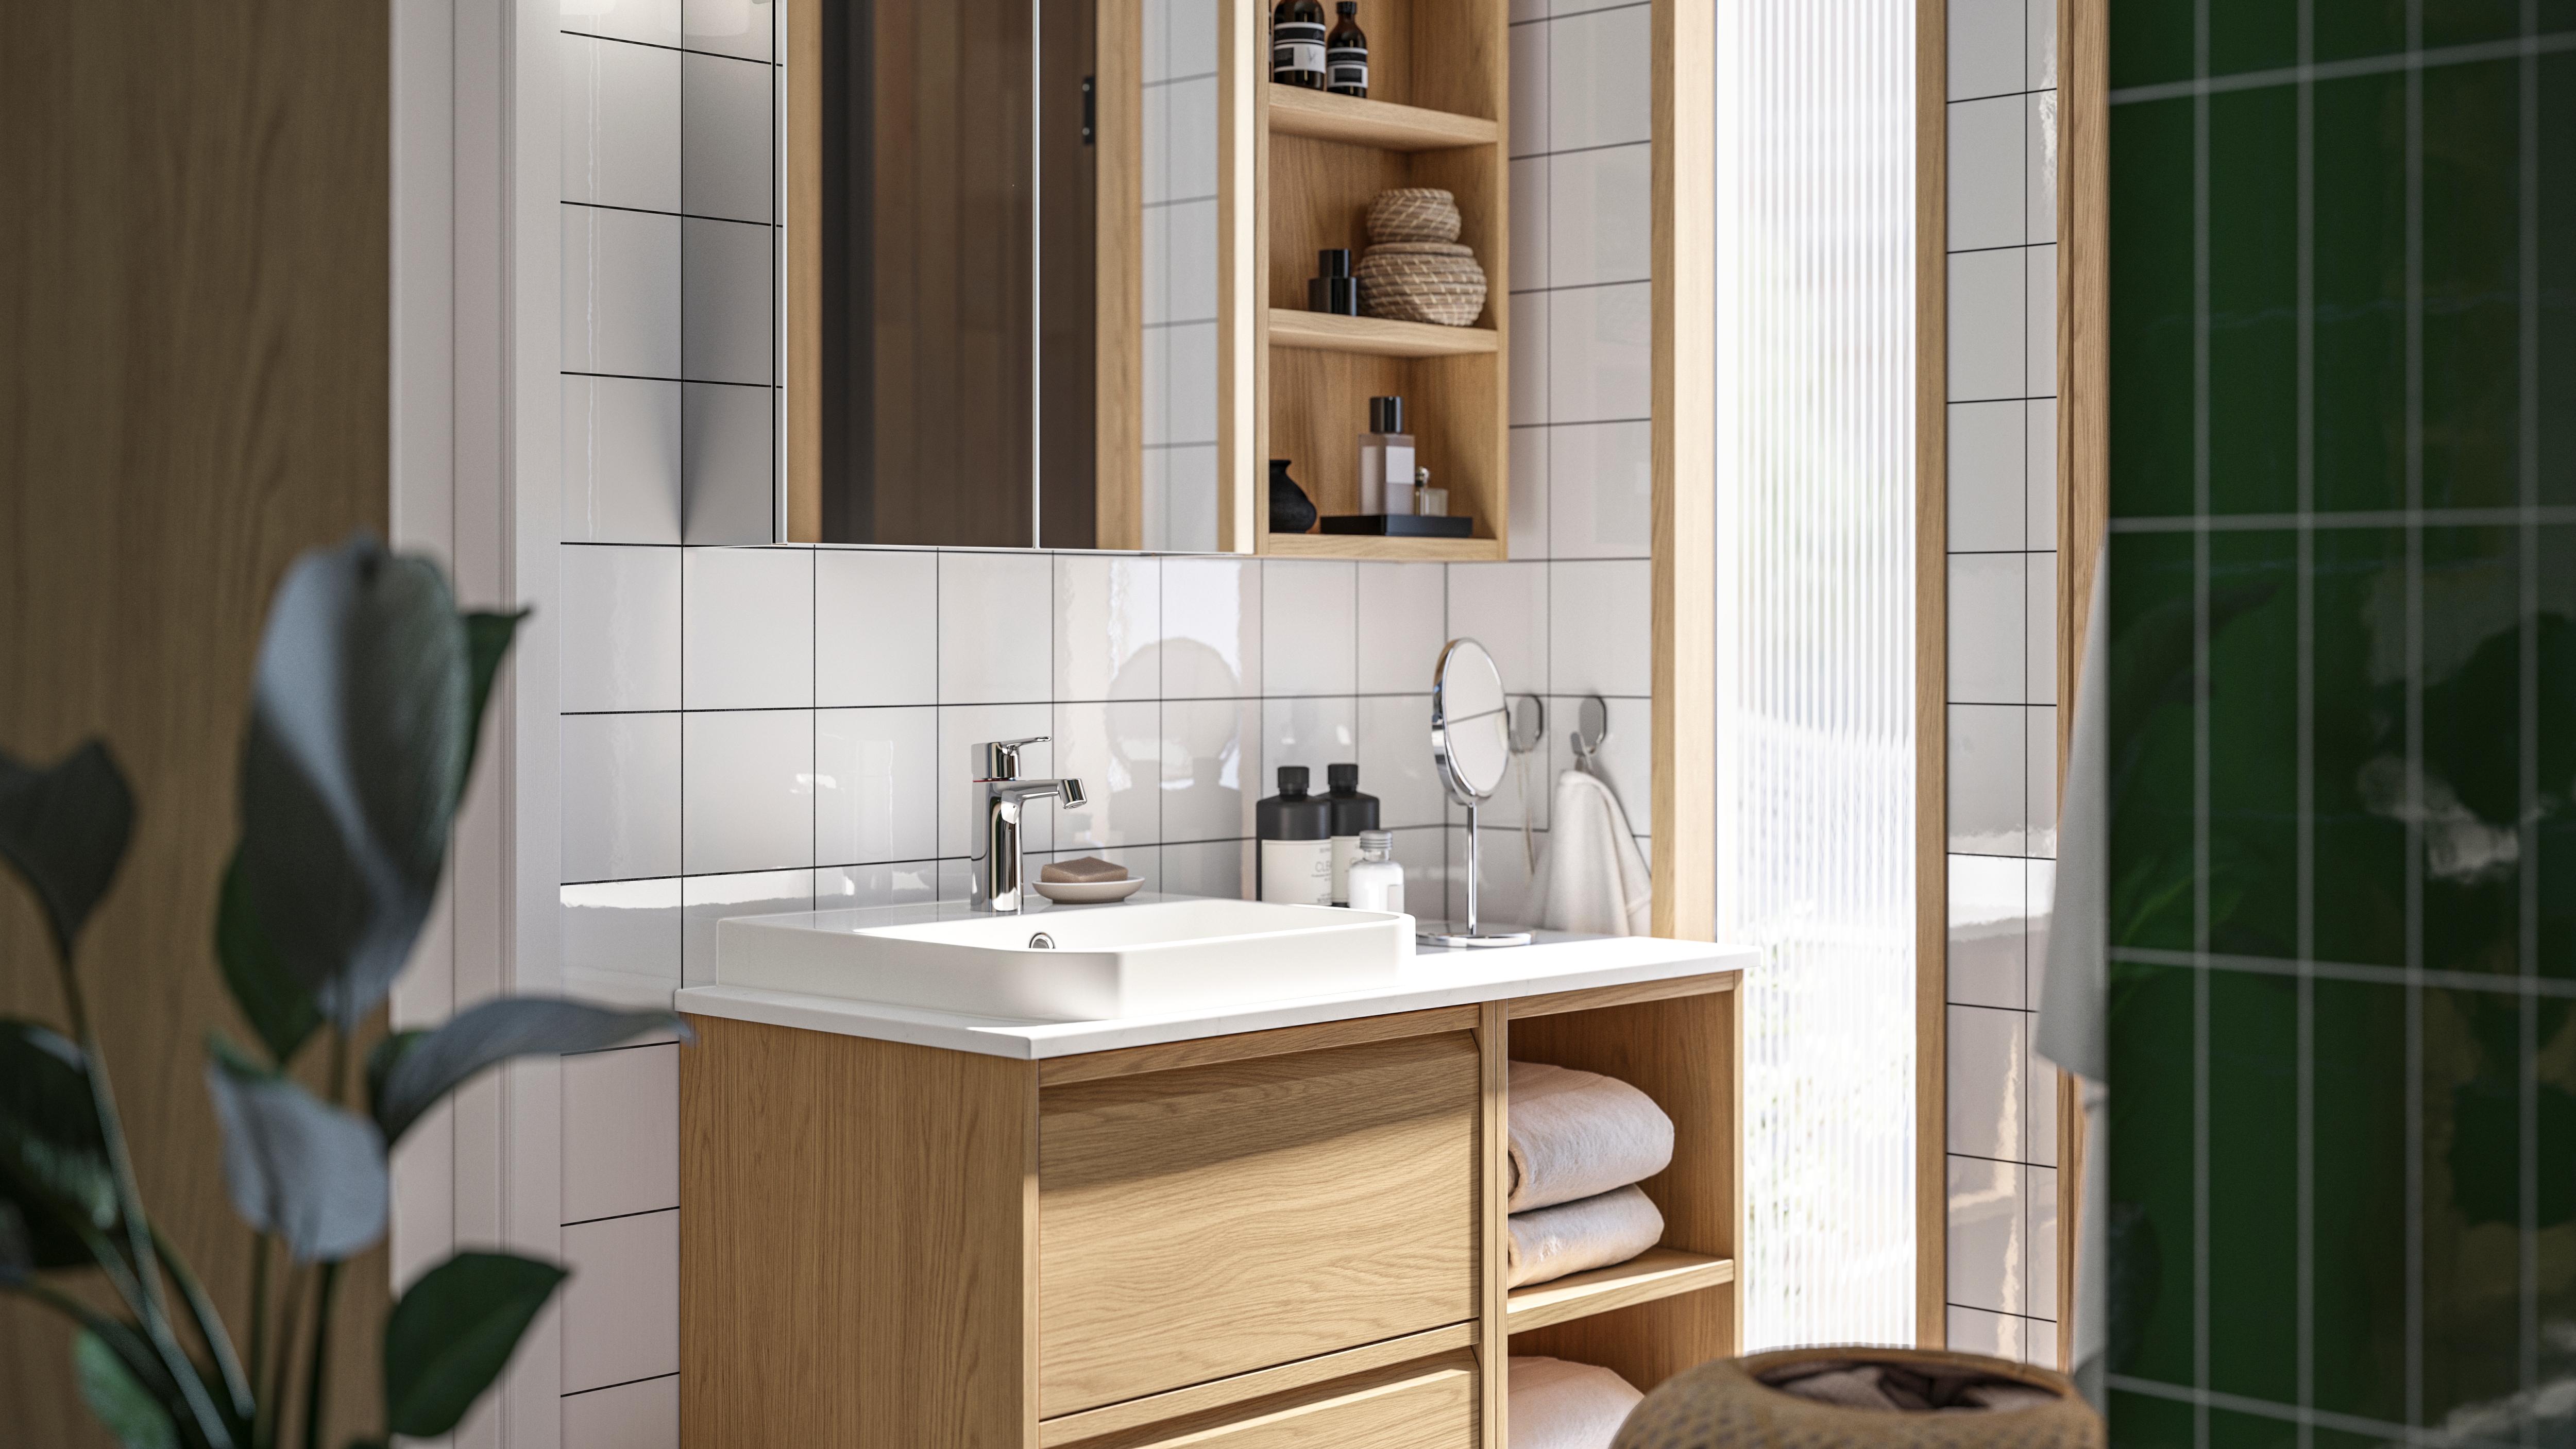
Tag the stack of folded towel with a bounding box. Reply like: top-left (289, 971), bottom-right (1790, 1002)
top-left (1505, 1061), bottom-right (1674, 1289)
top-left (1509, 1356), bottom-right (1643, 1449)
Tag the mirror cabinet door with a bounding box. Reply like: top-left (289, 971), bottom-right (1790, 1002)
top-left (790, 0), bottom-right (1216, 550)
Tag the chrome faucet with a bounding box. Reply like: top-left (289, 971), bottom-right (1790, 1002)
top-left (970, 737), bottom-right (1087, 914)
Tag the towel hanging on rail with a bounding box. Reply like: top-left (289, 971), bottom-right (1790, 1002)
top-left (1522, 769), bottom-right (1651, 936)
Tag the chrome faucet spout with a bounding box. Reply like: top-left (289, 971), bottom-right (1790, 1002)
top-left (969, 737), bottom-right (1087, 914)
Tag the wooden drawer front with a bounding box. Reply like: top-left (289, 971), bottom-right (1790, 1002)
top-left (1061, 1354), bottom-right (1479, 1449)
top-left (1038, 1032), bottom-right (1480, 1416)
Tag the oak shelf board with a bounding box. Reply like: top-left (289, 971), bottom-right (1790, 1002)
top-left (1265, 86), bottom-right (1500, 151)
top-left (1267, 309), bottom-right (1498, 359)
top-left (1503, 1248), bottom-right (1737, 1335)
top-left (1259, 531), bottom-right (1506, 562)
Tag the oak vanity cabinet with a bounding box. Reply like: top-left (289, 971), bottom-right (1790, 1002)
top-left (680, 970), bottom-right (1740, 1448)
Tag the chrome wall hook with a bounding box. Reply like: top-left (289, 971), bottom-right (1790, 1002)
top-left (1569, 695), bottom-right (1608, 774)
top-left (1509, 695), bottom-right (1547, 756)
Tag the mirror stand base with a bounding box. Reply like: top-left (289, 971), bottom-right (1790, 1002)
top-left (1417, 927), bottom-right (1535, 949)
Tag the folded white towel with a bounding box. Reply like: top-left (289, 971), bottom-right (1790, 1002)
top-left (1506, 1183), bottom-right (1664, 1288)
top-left (1507, 1061), bottom-right (1674, 1212)
top-left (1522, 769), bottom-right (1652, 935)
top-left (1509, 1356), bottom-right (1643, 1449)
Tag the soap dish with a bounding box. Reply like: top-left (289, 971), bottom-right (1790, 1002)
top-left (1032, 877), bottom-right (1146, 904)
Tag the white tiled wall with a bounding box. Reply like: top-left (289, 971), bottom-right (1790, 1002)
top-left (1141, 0), bottom-right (1222, 550)
top-left (547, 6), bottom-right (1650, 1441)
top-left (1943, 0), bottom-right (2059, 1369)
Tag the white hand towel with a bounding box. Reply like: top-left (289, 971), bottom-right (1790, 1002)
top-left (1523, 770), bottom-right (1652, 936)
top-left (1507, 1060), bottom-right (1674, 1212)
top-left (1506, 1183), bottom-right (1665, 1288)
top-left (1509, 1356), bottom-right (1642, 1449)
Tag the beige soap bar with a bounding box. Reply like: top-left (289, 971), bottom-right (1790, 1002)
top-left (1039, 856), bottom-right (1130, 883)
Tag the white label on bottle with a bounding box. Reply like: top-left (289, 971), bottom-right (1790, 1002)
top-left (1328, 50), bottom-right (1367, 89)
top-left (1273, 24), bottom-right (1326, 77)
top-left (1261, 838), bottom-right (1333, 907)
top-left (1331, 834), bottom-right (1362, 904)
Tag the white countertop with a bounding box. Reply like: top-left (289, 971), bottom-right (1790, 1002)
top-left (673, 917), bottom-right (1753, 1061)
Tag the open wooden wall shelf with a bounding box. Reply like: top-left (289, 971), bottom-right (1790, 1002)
top-left (1222, 0), bottom-right (1512, 562)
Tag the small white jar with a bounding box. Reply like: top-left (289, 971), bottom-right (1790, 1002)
top-left (1346, 829), bottom-right (1405, 915)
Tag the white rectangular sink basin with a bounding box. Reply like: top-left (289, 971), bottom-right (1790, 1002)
top-left (714, 896), bottom-right (1413, 1020)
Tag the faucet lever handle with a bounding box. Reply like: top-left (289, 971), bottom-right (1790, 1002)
top-left (976, 736), bottom-right (1050, 780)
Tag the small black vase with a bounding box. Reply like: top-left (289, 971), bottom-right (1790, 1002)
top-left (1268, 459), bottom-right (1317, 534)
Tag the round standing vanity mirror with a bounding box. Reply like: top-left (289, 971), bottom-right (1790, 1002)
top-left (1425, 638), bottom-right (1531, 947)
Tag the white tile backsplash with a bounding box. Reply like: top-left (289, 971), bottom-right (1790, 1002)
top-left (560, 878), bottom-right (682, 985)
top-left (561, 545), bottom-right (682, 712)
top-left (1946, 96), bottom-right (2025, 253)
top-left (680, 381), bottom-right (774, 544)
top-left (1546, 4), bottom-right (1650, 151)
top-left (1946, 1154), bottom-right (2025, 1315)
top-left (563, 376), bottom-right (685, 544)
top-left (562, 35), bottom-right (680, 214)
top-left (1947, 0), bottom-right (2025, 101)
top-left (1355, 562), bottom-right (1449, 695)
top-left (1946, 703), bottom-right (2026, 856)
top-left (561, 1209), bottom-right (680, 1393)
top-left (563, 1376), bottom-right (678, 1449)
top-left (1160, 696), bottom-right (1255, 842)
top-left (939, 552), bottom-right (1055, 704)
top-left (1548, 420), bottom-right (1651, 558)
top-left (1509, 20), bottom-right (1549, 159)
top-left (816, 550), bottom-right (938, 706)
top-left (1947, 401), bottom-right (2025, 553)
top-left (1946, 852), bottom-right (2025, 1010)
top-left (1057, 554), bottom-right (1162, 702)
top-left (683, 547), bottom-right (811, 710)
top-left (682, 868), bottom-right (812, 986)
top-left (1550, 144), bottom-right (1650, 287)
top-left (561, 713), bottom-right (683, 881)
top-left (1160, 557), bottom-right (1259, 696)
top-left (682, 216), bottom-right (774, 385)
top-left (1449, 561), bottom-right (1549, 701)
top-left (1261, 695), bottom-right (1358, 794)
top-left (563, 1044), bottom-right (679, 1223)
top-left (814, 706), bottom-right (938, 864)
top-left (2024, 243), bottom-right (2058, 398)
top-left (562, 203), bottom-right (682, 379)
top-left (1509, 426), bottom-right (1551, 560)
top-left (1263, 560), bottom-right (1358, 696)
top-left (1947, 1004), bottom-right (2026, 1165)
top-left (1948, 249), bottom-right (2026, 403)
top-left (1510, 156), bottom-right (1549, 290)
top-left (1547, 281), bottom-right (1650, 423)
top-left (1356, 694), bottom-right (1446, 829)
top-left (682, 52), bottom-right (772, 224)
top-left (1947, 553), bottom-right (2025, 705)
top-left (682, 710), bottom-right (813, 875)
top-left (1546, 559), bottom-right (1648, 697)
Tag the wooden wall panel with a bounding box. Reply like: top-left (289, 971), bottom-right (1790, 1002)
top-left (0, 3), bottom-right (392, 1443)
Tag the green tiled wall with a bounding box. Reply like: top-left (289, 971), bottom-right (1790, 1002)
top-left (2105, 2), bottom-right (2576, 1442)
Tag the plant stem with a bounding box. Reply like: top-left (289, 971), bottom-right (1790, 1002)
top-left (264, 1264), bottom-right (307, 1449)
top-left (155, 1223), bottom-right (254, 1423)
top-left (299, 1261), bottom-right (341, 1449)
top-left (56, 948), bottom-right (233, 1448)
top-left (246, 1233), bottom-right (271, 1424)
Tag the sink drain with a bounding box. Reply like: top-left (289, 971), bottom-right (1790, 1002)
top-left (1027, 932), bottom-right (1057, 949)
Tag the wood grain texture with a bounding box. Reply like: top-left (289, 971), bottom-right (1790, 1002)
top-left (1092, 0), bottom-right (1144, 551)
top-left (1036, 1324), bottom-right (1475, 1447)
top-left (1505, 969), bottom-right (1737, 1019)
top-left (1266, 89), bottom-right (1500, 150)
top-left (1649, 0), bottom-right (1716, 942)
top-left (1052, 1352), bottom-right (1479, 1449)
top-left (0, 3), bottom-right (391, 1441)
top-left (1038, 1003), bottom-right (1480, 1085)
top-left (1505, 990), bottom-right (1740, 1389)
top-left (682, 1015), bottom-right (1039, 1447)
top-left (1477, 1001), bottom-right (1510, 1449)
top-left (1253, 0), bottom-right (1509, 560)
top-left (1914, 0), bottom-right (1952, 1351)
top-left (788, 0), bottom-right (822, 541)
top-left (1504, 1248), bottom-right (1736, 1334)
top-left (1221, 0), bottom-right (1261, 552)
top-left (2057, 0), bottom-right (2108, 1366)
top-left (1259, 531), bottom-right (1505, 561)
top-left (1267, 310), bottom-right (1499, 357)
top-left (1037, 1033), bottom-right (1481, 1417)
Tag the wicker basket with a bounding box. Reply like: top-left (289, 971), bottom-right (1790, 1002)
top-left (1356, 242), bottom-right (1488, 327)
top-left (1367, 187), bottom-right (1463, 244)
top-left (1612, 1348), bottom-right (2102, 1449)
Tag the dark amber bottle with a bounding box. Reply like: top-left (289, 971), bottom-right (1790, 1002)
top-left (1326, 2), bottom-right (1368, 97)
top-left (1271, 0), bottom-right (1327, 90)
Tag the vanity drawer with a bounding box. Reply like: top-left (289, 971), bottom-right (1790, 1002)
top-left (1053, 1353), bottom-right (1480, 1449)
top-left (1037, 1031), bottom-right (1481, 1417)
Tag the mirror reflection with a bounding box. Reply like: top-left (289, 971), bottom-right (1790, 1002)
top-left (801, 1), bottom-right (1218, 550)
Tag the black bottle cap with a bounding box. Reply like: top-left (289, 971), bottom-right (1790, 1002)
top-left (1278, 765), bottom-right (1311, 795)
top-left (1369, 396), bottom-right (1405, 433)
top-left (1338, 1), bottom-right (1357, 12)
top-left (1318, 247), bottom-right (1351, 278)
top-left (1328, 762), bottom-right (1359, 791)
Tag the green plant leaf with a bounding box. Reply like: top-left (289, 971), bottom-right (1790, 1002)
top-left (237, 535), bottom-right (469, 1033)
top-left (214, 852), bottom-right (321, 1066)
top-left (0, 740), bottom-right (135, 965)
top-left (76, 1327), bottom-right (179, 1449)
top-left (372, 999), bottom-right (685, 1146)
top-left (459, 610), bottom-right (528, 792)
top-left (0, 1196), bottom-right (28, 1283)
top-left (383, 1251), bottom-right (567, 1438)
top-left (203, 1038), bottom-right (386, 1263)
top-left (0, 1019), bottom-right (115, 1232)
